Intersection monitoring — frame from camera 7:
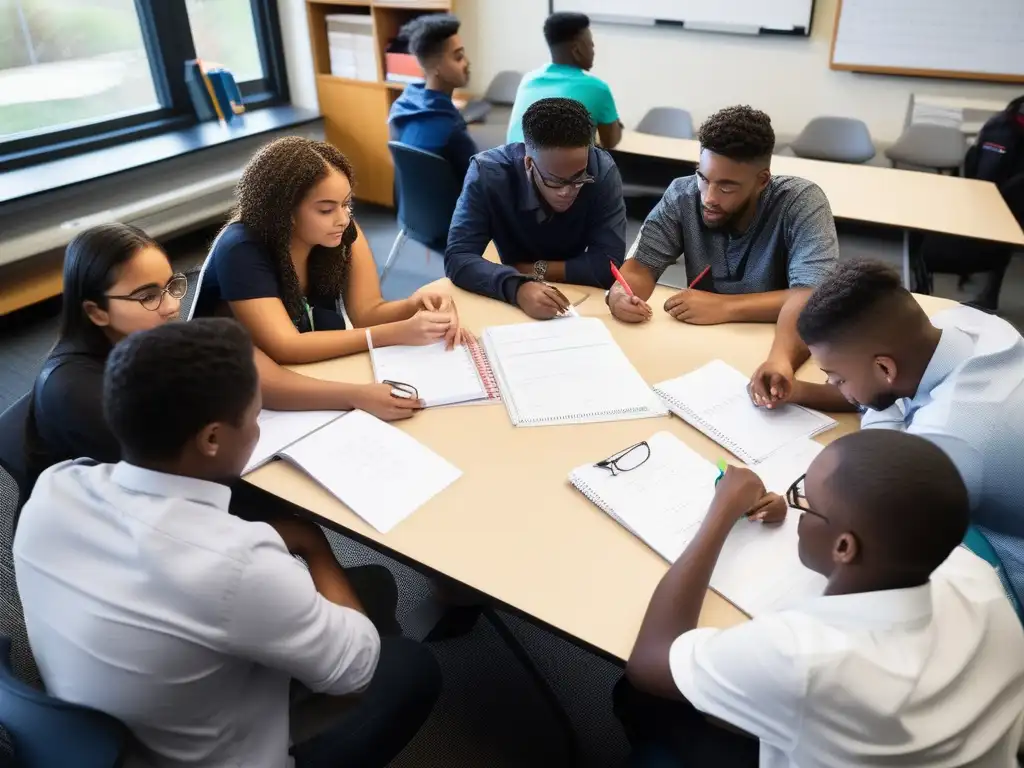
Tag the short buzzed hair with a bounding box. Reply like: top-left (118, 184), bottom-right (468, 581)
top-left (544, 12), bottom-right (589, 47)
top-left (104, 318), bottom-right (258, 462)
top-left (797, 260), bottom-right (910, 346)
top-left (698, 105), bottom-right (776, 163)
top-left (522, 97), bottom-right (593, 151)
top-left (825, 430), bottom-right (969, 571)
top-left (400, 13), bottom-right (460, 64)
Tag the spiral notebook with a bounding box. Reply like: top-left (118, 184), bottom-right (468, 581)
top-left (482, 318), bottom-right (668, 427)
top-left (654, 360), bottom-right (836, 464)
top-left (568, 432), bottom-right (827, 616)
top-left (368, 338), bottom-right (500, 408)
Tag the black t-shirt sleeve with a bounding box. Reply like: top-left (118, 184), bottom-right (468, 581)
top-left (213, 234), bottom-right (282, 302)
top-left (36, 357), bottom-right (121, 465)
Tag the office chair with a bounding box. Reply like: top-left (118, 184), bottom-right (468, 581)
top-left (790, 117), bottom-right (876, 164)
top-left (636, 107), bottom-right (695, 140)
top-left (0, 637), bottom-right (130, 767)
top-left (382, 142), bottom-right (462, 287)
top-left (177, 265), bottom-right (203, 322)
top-left (462, 70), bottom-right (523, 125)
top-left (885, 123), bottom-right (965, 174)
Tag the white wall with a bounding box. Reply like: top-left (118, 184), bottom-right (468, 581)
top-left (279, 0), bottom-right (1022, 142)
top-left (459, 0), bottom-right (1021, 142)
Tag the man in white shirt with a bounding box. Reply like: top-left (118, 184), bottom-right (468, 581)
top-left (622, 429), bottom-right (1024, 767)
top-left (788, 259), bottom-right (1024, 614)
top-left (14, 319), bottom-right (440, 768)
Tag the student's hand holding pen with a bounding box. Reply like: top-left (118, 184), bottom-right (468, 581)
top-left (516, 280), bottom-right (571, 320)
top-left (710, 466), bottom-right (787, 526)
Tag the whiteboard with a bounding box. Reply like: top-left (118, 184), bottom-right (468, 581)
top-left (830, 0), bottom-right (1024, 82)
top-left (550, 0), bottom-right (814, 36)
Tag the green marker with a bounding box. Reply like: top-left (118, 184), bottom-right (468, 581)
top-left (715, 458), bottom-right (728, 486)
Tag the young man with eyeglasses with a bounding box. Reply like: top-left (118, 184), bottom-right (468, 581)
top-left (619, 429), bottom-right (1024, 767)
top-left (445, 97), bottom-right (627, 319)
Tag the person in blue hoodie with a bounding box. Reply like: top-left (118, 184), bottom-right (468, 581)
top-left (388, 14), bottom-right (477, 182)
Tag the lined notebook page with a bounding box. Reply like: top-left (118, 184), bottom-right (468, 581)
top-left (569, 432), bottom-right (719, 561)
top-left (655, 360), bottom-right (836, 463)
top-left (484, 318), bottom-right (668, 426)
top-left (243, 410), bottom-right (345, 475)
top-left (278, 410), bottom-right (461, 533)
top-left (569, 432), bottom-right (827, 616)
top-left (370, 341), bottom-right (488, 408)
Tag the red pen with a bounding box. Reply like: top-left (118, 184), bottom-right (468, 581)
top-left (609, 261), bottom-right (634, 297)
top-left (688, 265), bottom-right (712, 289)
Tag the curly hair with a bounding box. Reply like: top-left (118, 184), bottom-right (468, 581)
top-left (229, 136), bottom-right (358, 326)
top-left (797, 259), bottom-right (908, 346)
top-left (400, 13), bottom-right (460, 63)
top-left (697, 105), bottom-right (776, 163)
top-left (104, 318), bottom-right (258, 462)
top-left (522, 97), bottom-right (594, 150)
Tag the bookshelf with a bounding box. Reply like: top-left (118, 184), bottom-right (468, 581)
top-left (306, 0), bottom-right (457, 206)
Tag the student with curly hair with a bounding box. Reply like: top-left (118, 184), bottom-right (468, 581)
top-left (388, 13), bottom-right (476, 180)
top-left (193, 136), bottom-right (469, 365)
top-left (445, 97), bottom-right (626, 319)
top-left (608, 105), bottom-right (839, 404)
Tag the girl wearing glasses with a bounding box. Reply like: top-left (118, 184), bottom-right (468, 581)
top-left (25, 223), bottom-right (428, 492)
top-left (192, 136), bottom-right (470, 364)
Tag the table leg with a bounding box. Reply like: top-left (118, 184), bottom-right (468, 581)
top-left (902, 229), bottom-right (911, 290)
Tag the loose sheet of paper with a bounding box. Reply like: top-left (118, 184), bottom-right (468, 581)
top-left (485, 318), bottom-right (667, 426)
top-left (279, 410), bottom-right (461, 533)
top-left (243, 410), bottom-right (346, 475)
top-left (370, 341), bottom-right (488, 408)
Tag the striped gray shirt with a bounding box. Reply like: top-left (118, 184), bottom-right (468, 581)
top-left (631, 174), bottom-right (839, 293)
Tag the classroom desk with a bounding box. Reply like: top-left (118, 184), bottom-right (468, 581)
top-left (612, 131), bottom-right (1024, 288)
top-left (246, 279), bottom-right (958, 663)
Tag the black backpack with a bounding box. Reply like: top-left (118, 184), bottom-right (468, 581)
top-left (965, 95), bottom-right (1024, 193)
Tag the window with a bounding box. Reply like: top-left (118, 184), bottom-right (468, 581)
top-left (0, 0), bottom-right (288, 169)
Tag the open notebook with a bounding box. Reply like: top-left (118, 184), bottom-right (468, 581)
top-left (242, 409), bottom-right (461, 533)
top-left (654, 360), bottom-right (836, 464)
top-left (483, 317), bottom-right (668, 427)
top-left (569, 431), bottom-right (827, 616)
top-left (369, 339), bottom-right (500, 408)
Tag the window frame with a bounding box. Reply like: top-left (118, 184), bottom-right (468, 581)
top-left (0, 0), bottom-right (290, 171)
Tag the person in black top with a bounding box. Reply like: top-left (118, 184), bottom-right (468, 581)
top-left (192, 136), bottom-right (470, 364)
top-left (25, 224), bottom-right (430, 491)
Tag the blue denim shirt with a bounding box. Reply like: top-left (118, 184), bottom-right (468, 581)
top-left (443, 143), bottom-right (626, 303)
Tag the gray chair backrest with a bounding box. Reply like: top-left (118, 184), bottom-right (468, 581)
top-left (484, 71), bottom-right (522, 107)
top-left (884, 123), bottom-right (966, 171)
top-left (0, 394), bottom-right (40, 693)
top-left (178, 265), bottom-right (203, 322)
top-left (790, 116), bottom-right (876, 164)
top-left (636, 107), bottom-right (695, 140)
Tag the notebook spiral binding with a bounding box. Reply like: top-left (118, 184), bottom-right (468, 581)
top-left (654, 390), bottom-right (750, 462)
top-left (466, 337), bottom-right (501, 401)
top-left (521, 405), bottom-right (655, 426)
top-left (569, 475), bottom-right (634, 535)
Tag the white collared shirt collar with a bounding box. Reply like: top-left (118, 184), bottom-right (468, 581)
top-left (110, 462), bottom-right (232, 513)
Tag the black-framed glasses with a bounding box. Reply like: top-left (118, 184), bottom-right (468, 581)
top-left (595, 441), bottom-right (651, 476)
top-left (786, 474), bottom-right (828, 522)
top-left (106, 273), bottom-right (188, 312)
top-left (383, 379), bottom-right (418, 401)
top-left (532, 164), bottom-right (596, 190)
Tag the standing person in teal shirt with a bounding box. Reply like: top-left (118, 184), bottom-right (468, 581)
top-left (506, 12), bottom-right (622, 149)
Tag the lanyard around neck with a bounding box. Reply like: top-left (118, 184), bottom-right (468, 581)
top-left (302, 298), bottom-right (315, 332)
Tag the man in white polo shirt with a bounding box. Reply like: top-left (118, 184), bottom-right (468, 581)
top-left (14, 319), bottom-right (440, 768)
top-left (621, 429), bottom-right (1024, 767)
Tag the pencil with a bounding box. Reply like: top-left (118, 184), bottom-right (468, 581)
top-left (688, 265), bottom-right (712, 289)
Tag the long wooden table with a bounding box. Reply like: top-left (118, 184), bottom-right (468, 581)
top-left (247, 280), bottom-right (957, 662)
top-left (613, 130), bottom-right (1024, 288)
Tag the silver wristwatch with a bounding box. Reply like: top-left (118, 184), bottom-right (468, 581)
top-left (533, 260), bottom-right (549, 280)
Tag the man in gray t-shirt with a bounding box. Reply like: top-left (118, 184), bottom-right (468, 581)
top-left (608, 105), bottom-right (839, 405)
